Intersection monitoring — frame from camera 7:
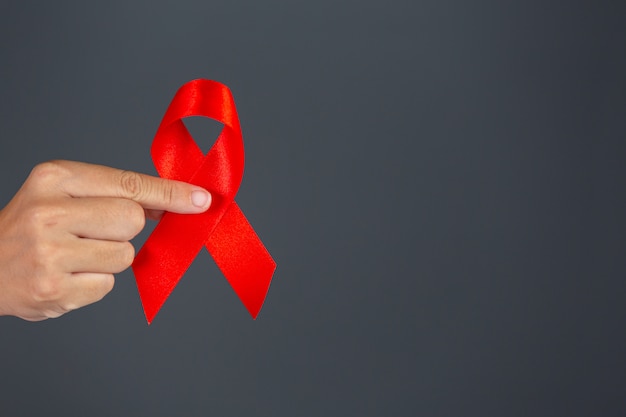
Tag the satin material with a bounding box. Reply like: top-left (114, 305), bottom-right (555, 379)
top-left (132, 79), bottom-right (276, 324)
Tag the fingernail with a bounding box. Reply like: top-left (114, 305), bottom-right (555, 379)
top-left (191, 190), bottom-right (211, 208)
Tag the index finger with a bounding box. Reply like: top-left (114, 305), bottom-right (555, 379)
top-left (33, 160), bottom-right (212, 214)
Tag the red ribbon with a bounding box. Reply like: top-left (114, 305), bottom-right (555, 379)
top-left (132, 79), bottom-right (276, 324)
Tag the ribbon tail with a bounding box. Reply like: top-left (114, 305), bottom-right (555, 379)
top-left (206, 202), bottom-right (276, 319)
top-left (133, 213), bottom-right (206, 324)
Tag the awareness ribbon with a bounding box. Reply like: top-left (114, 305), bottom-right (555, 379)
top-left (132, 79), bottom-right (276, 324)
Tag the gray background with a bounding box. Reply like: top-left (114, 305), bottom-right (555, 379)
top-left (0, 1), bottom-right (625, 416)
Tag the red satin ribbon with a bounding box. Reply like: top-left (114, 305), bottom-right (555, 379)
top-left (132, 79), bottom-right (276, 324)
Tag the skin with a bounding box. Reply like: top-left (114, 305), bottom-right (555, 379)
top-left (0, 160), bottom-right (211, 321)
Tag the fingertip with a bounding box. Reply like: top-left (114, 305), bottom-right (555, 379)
top-left (191, 189), bottom-right (211, 211)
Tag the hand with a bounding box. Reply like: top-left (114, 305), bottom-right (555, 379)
top-left (0, 160), bottom-right (211, 321)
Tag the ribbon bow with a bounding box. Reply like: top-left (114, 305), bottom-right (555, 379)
top-left (132, 79), bottom-right (276, 324)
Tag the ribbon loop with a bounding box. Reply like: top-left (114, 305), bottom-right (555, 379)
top-left (132, 79), bottom-right (276, 324)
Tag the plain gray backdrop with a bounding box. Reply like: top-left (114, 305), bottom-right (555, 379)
top-left (0, 1), bottom-right (625, 416)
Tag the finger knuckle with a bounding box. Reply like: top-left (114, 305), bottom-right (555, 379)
top-left (61, 274), bottom-right (114, 312)
top-left (160, 181), bottom-right (176, 207)
top-left (119, 170), bottom-right (144, 200)
top-left (100, 274), bottom-right (115, 295)
top-left (119, 242), bottom-right (136, 268)
top-left (44, 305), bottom-right (72, 319)
top-left (23, 203), bottom-right (65, 232)
top-left (88, 274), bottom-right (116, 304)
top-left (31, 274), bottom-right (63, 303)
top-left (76, 274), bottom-right (115, 308)
top-left (31, 241), bottom-right (61, 271)
top-left (28, 160), bottom-right (70, 187)
top-left (123, 200), bottom-right (146, 235)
